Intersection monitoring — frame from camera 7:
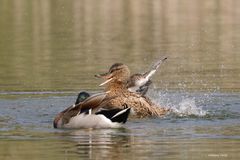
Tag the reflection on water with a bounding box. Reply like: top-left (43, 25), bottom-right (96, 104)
top-left (1, 139), bottom-right (239, 160)
top-left (0, 123), bottom-right (240, 160)
top-left (70, 129), bottom-right (132, 159)
top-left (0, 0), bottom-right (240, 91)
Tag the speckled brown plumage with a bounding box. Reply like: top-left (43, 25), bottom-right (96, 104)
top-left (96, 63), bottom-right (169, 118)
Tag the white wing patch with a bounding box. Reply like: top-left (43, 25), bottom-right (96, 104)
top-left (145, 69), bottom-right (156, 80)
top-left (111, 108), bottom-right (129, 119)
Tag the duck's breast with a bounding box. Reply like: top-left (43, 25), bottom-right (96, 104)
top-left (63, 114), bottom-right (121, 129)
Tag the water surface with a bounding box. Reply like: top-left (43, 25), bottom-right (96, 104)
top-left (0, 0), bottom-right (240, 159)
top-left (0, 91), bottom-right (240, 159)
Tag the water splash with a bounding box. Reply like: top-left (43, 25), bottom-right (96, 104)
top-left (171, 98), bottom-right (207, 117)
top-left (150, 90), bottom-right (208, 117)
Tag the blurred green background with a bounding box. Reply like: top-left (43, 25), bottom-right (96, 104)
top-left (0, 0), bottom-right (239, 92)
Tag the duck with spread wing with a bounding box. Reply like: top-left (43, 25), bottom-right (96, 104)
top-left (53, 92), bottom-right (131, 129)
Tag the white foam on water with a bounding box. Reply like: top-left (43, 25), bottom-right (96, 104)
top-left (171, 98), bottom-right (207, 117)
top-left (149, 90), bottom-right (207, 117)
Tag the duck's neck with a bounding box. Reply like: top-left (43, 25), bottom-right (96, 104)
top-left (105, 81), bottom-right (128, 95)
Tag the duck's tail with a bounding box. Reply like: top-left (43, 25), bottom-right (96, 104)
top-left (96, 106), bottom-right (131, 124)
top-left (143, 57), bottom-right (167, 80)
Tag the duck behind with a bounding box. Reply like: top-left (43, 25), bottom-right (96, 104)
top-left (127, 57), bottom-right (167, 95)
top-left (53, 92), bottom-right (131, 129)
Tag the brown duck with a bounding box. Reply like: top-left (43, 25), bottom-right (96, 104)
top-left (95, 63), bottom-right (169, 118)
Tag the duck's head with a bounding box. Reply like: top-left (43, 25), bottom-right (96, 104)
top-left (95, 63), bottom-right (130, 86)
top-left (75, 91), bottom-right (90, 104)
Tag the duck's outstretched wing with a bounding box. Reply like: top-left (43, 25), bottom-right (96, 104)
top-left (136, 80), bottom-right (152, 95)
top-left (127, 57), bottom-right (167, 95)
top-left (143, 57), bottom-right (167, 79)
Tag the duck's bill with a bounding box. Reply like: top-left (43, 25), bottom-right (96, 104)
top-left (95, 72), bottom-right (113, 86)
top-left (95, 72), bottom-right (109, 78)
top-left (99, 78), bottom-right (113, 86)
